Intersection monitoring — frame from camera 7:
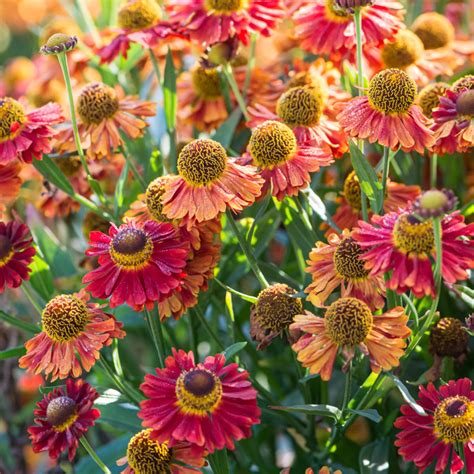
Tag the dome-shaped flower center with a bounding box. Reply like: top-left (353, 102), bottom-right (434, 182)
top-left (368, 68), bottom-right (417, 115)
top-left (255, 283), bottom-right (303, 332)
top-left (333, 237), bottom-right (369, 280)
top-left (325, 0), bottom-right (351, 22)
top-left (276, 86), bottom-right (323, 127)
top-left (381, 30), bottom-right (424, 70)
top-left (176, 369), bottom-right (223, 415)
top-left (343, 171), bottom-right (362, 210)
top-left (393, 214), bottom-right (434, 255)
top-left (191, 66), bottom-right (222, 100)
top-left (53, 156), bottom-right (82, 177)
top-left (177, 138), bottom-right (227, 186)
top-left (0, 98), bottom-right (26, 141)
top-left (434, 396), bottom-right (474, 443)
top-left (118, 0), bottom-right (162, 30)
top-left (456, 90), bottom-right (474, 119)
top-left (417, 83), bottom-right (449, 118)
top-left (248, 120), bottom-right (297, 169)
top-left (145, 177), bottom-right (171, 222)
top-left (453, 75), bottom-right (474, 93)
top-left (42, 295), bottom-right (90, 343)
top-left (0, 234), bottom-right (14, 266)
top-left (204, 0), bottom-right (246, 13)
top-left (127, 429), bottom-right (172, 474)
top-left (46, 396), bottom-right (78, 432)
top-left (110, 227), bottom-right (153, 268)
top-left (286, 72), bottom-right (327, 102)
top-left (411, 12), bottom-right (454, 50)
top-left (77, 82), bottom-right (119, 125)
top-left (324, 297), bottom-right (373, 345)
top-left (419, 189), bottom-right (449, 211)
top-left (430, 317), bottom-right (469, 358)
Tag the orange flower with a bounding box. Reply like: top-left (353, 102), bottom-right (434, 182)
top-left (0, 161), bottom-right (22, 217)
top-left (291, 297), bottom-right (410, 381)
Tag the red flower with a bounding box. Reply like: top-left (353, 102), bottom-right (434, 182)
top-left (139, 349), bottom-right (261, 452)
top-left (28, 378), bottom-right (100, 461)
top-left (83, 220), bottom-right (189, 310)
top-left (395, 378), bottom-right (474, 473)
top-left (0, 220), bottom-right (35, 293)
top-left (0, 98), bottom-right (63, 164)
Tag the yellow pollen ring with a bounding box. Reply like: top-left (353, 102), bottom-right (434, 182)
top-left (434, 396), bottom-right (474, 444)
top-left (127, 429), bottom-right (172, 473)
top-left (324, 0), bottom-right (351, 23)
top-left (204, 0), bottom-right (248, 15)
top-left (393, 214), bottom-right (435, 256)
top-left (0, 234), bottom-right (14, 267)
top-left (0, 98), bottom-right (26, 142)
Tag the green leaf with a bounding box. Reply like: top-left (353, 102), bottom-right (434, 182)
top-left (271, 404), bottom-right (342, 420)
top-left (359, 438), bottom-right (389, 474)
top-left (208, 449), bottom-right (230, 474)
top-left (222, 342), bottom-right (247, 361)
top-left (29, 254), bottom-right (54, 300)
top-left (96, 402), bottom-right (143, 432)
top-left (346, 408), bottom-right (382, 423)
top-left (163, 48), bottom-right (177, 132)
top-left (0, 310), bottom-right (40, 334)
top-left (114, 159), bottom-right (129, 215)
top-left (454, 284), bottom-right (474, 307)
top-left (303, 188), bottom-right (341, 233)
top-left (0, 346), bottom-right (26, 360)
top-left (246, 189), bottom-right (273, 245)
top-left (33, 158), bottom-right (74, 196)
top-left (390, 375), bottom-right (426, 416)
top-left (349, 141), bottom-right (384, 214)
top-left (212, 108), bottom-right (242, 149)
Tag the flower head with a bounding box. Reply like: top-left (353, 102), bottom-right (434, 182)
top-left (411, 12), bottom-right (455, 50)
top-left (40, 33), bottom-right (78, 55)
top-left (28, 379), bottom-right (100, 461)
top-left (83, 220), bottom-right (189, 310)
top-left (413, 188), bottom-right (458, 219)
top-left (291, 297), bottom-right (410, 381)
top-left (0, 221), bottom-right (35, 293)
top-left (395, 378), bottom-right (474, 473)
top-left (139, 349), bottom-right (260, 452)
top-left (417, 82), bottom-right (449, 118)
top-left (430, 317), bottom-right (469, 359)
top-left (19, 292), bottom-right (125, 380)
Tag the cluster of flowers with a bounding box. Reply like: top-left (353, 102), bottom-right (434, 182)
top-left (0, 0), bottom-right (473, 472)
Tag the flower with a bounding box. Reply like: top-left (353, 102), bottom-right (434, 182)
top-left (19, 292), bottom-right (125, 380)
top-left (305, 229), bottom-right (385, 310)
top-left (161, 138), bottom-right (263, 225)
top-left (337, 68), bottom-right (434, 153)
top-left (250, 283), bottom-right (303, 349)
top-left (245, 120), bottom-right (333, 200)
top-left (28, 378), bottom-right (100, 461)
top-left (352, 210), bottom-right (474, 298)
top-left (167, 0), bottom-right (284, 46)
top-left (291, 297), bottom-right (410, 381)
top-left (0, 98), bottom-right (63, 164)
top-left (395, 378), bottom-right (474, 473)
top-left (432, 87), bottom-right (474, 155)
top-left (430, 317), bottom-right (469, 359)
top-left (40, 33), bottom-right (78, 55)
top-left (139, 349), bottom-right (260, 452)
top-left (83, 220), bottom-right (189, 310)
top-left (417, 82), bottom-right (449, 118)
top-left (0, 161), bottom-right (22, 217)
top-left (55, 82), bottom-right (155, 160)
top-left (293, 0), bottom-right (405, 58)
top-left (117, 429), bottom-right (207, 473)
top-left (411, 12), bottom-right (454, 51)
top-left (412, 188), bottom-right (458, 219)
top-left (0, 220), bottom-right (35, 293)
top-left (281, 467), bottom-right (342, 474)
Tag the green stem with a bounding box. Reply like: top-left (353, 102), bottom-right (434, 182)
top-left (192, 307), bottom-right (225, 351)
top-left (354, 8), bottom-right (364, 94)
top-left (342, 361), bottom-right (353, 411)
top-left (243, 33), bottom-right (258, 99)
top-left (74, 0), bottom-right (101, 46)
top-left (149, 49), bottom-right (162, 85)
top-left (222, 63), bottom-right (250, 121)
top-left (360, 191), bottom-right (369, 222)
top-left (0, 310), bottom-right (39, 334)
top-left (430, 153), bottom-right (438, 188)
top-left (72, 192), bottom-right (116, 223)
top-left (381, 146), bottom-right (390, 211)
top-left (22, 284), bottom-right (43, 316)
top-left (145, 308), bottom-right (166, 367)
top-left (79, 437), bottom-right (111, 474)
top-left (226, 210), bottom-right (269, 288)
top-left (120, 145), bottom-right (146, 190)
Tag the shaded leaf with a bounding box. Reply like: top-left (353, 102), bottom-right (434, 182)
top-left (29, 254), bottom-right (54, 300)
top-left (359, 438), bottom-right (389, 474)
top-left (212, 108), bottom-right (242, 149)
top-left (33, 158), bottom-right (74, 195)
top-left (390, 375), bottom-right (426, 415)
top-left (222, 342), bottom-right (247, 361)
top-left (0, 346), bottom-right (26, 360)
top-left (271, 404), bottom-right (342, 420)
top-left (0, 310), bottom-right (40, 334)
top-left (208, 449), bottom-right (230, 474)
top-left (346, 408), bottom-right (382, 423)
top-left (163, 49), bottom-right (177, 132)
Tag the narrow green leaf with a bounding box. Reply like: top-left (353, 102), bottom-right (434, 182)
top-left (29, 253), bottom-right (54, 300)
top-left (246, 189), bottom-right (272, 245)
top-left (390, 375), bottom-right (426, 415)
top-left (33, 158), bottom-right (74, 195)
top-left (0, 346), bottom-right (26, 360)
top-left (214, 278), bottom-right (257, 303)
top-left (359, 438), bottom-right (389, 474)
top-left (0, 310), bottom-right (40, 334)
top-left (346, 408), bottom-right (382, 423)
top-left (163, 49), bottom-right (177, 132)
top-left (114, 159), bottom-right (129, 215)
top-left (271, 404), bottom-right (342, 420)
top-left (208, 449), bottom-right (230, 474)
top-left (212, 108), bottom-right (242, 149)
top-left (222, 342), bottom-right (247, 361)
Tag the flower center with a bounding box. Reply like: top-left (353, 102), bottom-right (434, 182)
top-left (276, 86), bottom-right (323, 127)
top-left (110, 227), bottom-right (153, 269)
top-left (430, 317), bottom-right (469, 358)
top-left (204, 0), bottom-right (246, 14)
top-left (456, 90), bottom-right (474, 119)
top-left (393, 214), bottom-right (435, 256)
top-left (0, 234), bottom-right (14, 267)
top-left (411, 12), bottom-right (454, 50)
top-left (0, 97), bottom-right (26, 142)
top-left (248, 120), bottom-right (297, 169)
top-left (434, 396), bottom-right (474, 443)
top-left (368, 68), bottom-right (417, 115)
top-left (325, 0), bottom-right (351, 23)
top-left (343, 171), bottom-right (362, 210)
top-left (324, 297), bottom-right (373, 345)
top-left (417, 83), bottom-right (449, 118)
top-left (255, 283), bottom-right (303, 332)
top-left (145, 177), bottom-right (172, 222)
top-left (333, 237), bottom-right (369, 280)
top-left (177, 138), bottom-right (227, 186)
top-left (453, 75), bottom-right (474, 93)
top-left (77, 82), bottom-right (119, 125)
top-left (419, 189), bottom-right (449, 211)
top-left (127, 429), bottom-right (172, 474)
top-left (42, 295), bottom-right (89, 343)
top-left (176, 369), bottom-right (223, 415)
top-left (46, 396), bottom-right (78, 432)
top-left (381, 30), bottom-right (424, 70)
top-left (191, 66), bottom-right (222, 100)
top-left (53, 156), bottom-right (82, 177)
top-left (117, 0), bottom-right (162, 30)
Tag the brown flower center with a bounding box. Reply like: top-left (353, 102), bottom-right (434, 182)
top-left (333, 237), bottom-right (368, 280)
top-left (248, 120), bottom-right (297, 169)
top-left (430, 317), bottom-right (469, 358)
top-left (53, 155), bottom-right (82, 177)
top-left (343, 171), bottom-right (362, 211)
top-left (204, 0), bottom-right (246, 14)
top-left (456, 90), bottom-right (474, 119)
top-left (417, 82), bottom-right (449, 118)
top-left (117, 0), bottom-right (162, 30)
top-left (325, 297), bottom-right (373, 345)
top-left (0, 97), bottom-right (26, 141)
top-left (177, 138), bottom-right (227, 186)
top-left (191, 66), bottom-right (222, 100)
top-left (276, 86), bottom-right (323, 127)
top-left (46, 396), bottom-right (78, 432)
top-left (411, 12), bottom-right (454, 50)
top-left (0, 234), bottom-right (14, 266)
top-left (110, 227), bottom-right (153, 268)
top-left (77, 82), bottom-right (119, 125)
top-left (127, 429), bottom-right (172, 474)
top-left (381, 30), bottom-right (424, 70)
top-left (145, 177), bottom-right (171, 222)
top-left (434, 396), bottom-right (474, 443)
top-left (393, 214), bottom-right (434, 256)
top-left (452, 75), bottom-right (474, 93)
